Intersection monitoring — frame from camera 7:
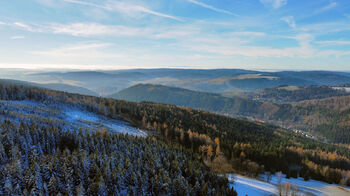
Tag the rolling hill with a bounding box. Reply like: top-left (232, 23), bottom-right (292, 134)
top-left (242, 85), bottom-right (350, 103)
top-left (111, 83), bottom-right (350, 144)
top-left (1, 81), bottom-right (350, 188)
top-left (109, 83), bottom-right (276, 118)
top-left (4, 69), bottom-right (350, 96)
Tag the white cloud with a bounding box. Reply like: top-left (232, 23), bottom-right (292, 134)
top-left (314, 0), bottom-right (337, 14)
top-left (63, 0), bottom-right (183, 21)
top-left (13, 22), bottom-right (39, 32)
top-left (187, 0), bottom-right (238, 16)
top-left (49, 22), bottom-right (149, 37)
top-left (11, 36), bottom-right (25, 40)
top-left (155, 30), bottom-right (195, 39)
top-left (316, 40), bottom-right (350, 46)
top-left (6, 21), bottom-right (153, 37)
top-left (32, 42), bottom-right (124, 59)
top-left (281, 16), bottom-right (296, 29)
top-left (260, 0), bottom-right (287, 9)
top-left (181, 33), bottom-right (329, 58)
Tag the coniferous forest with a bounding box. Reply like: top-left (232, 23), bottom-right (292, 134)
top-left (0, 82), bottom-right (350, 195)
top-left (0, 120), bottom-right (234, 195)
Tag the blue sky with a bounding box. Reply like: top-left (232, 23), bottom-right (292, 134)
top-left (0, 0), bottom-right (350, 70)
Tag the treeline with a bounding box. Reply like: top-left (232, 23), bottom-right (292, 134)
top-left (0, 82), bottom-right (350, 186)
top-left (248, 85), bottom-right (349, 103)
top-left (0, 119), bottom-right (235, 195)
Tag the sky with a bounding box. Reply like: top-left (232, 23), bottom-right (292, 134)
top-left (0, 0), bottom-right (350, 70)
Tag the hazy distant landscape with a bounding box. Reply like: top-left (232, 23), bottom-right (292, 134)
top-left (2, 0), bottom-right (350, 195)
top-left (3, 69), bottom-right (350, 144)
top-left (1, 73), bottom-right (350, 195)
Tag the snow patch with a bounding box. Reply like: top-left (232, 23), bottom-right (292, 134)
top-left (0, 100), bottom-right (147, 137)
top-left (228, 174), bottom-right (277, 196)
top-left (228, 173), bottom-right (350, 196)
top-left (65, 110), bottom-right (99, 122)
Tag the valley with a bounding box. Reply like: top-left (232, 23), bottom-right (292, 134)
top-left (3, 0), bottom-right (350, 194)
top-left (1, 70), bottom-right (350, 195)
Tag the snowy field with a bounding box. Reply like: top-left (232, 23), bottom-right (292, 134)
top-left (0, 100), bottom-right (147, 137)
top-left (228, 174), bottom-right (350, 196)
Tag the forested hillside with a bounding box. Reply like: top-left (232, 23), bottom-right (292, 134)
top-left (0, 82), bottom-right (235, 195)
top-left (245, 85), bottom-right (350, 103)
top-left (276, 95), bottom-right (350, 143)
top-left (112, 84), bottom-right (255, 115)
top-left (1, 82), bottom-right (350, 187)
top-left (0, 79), bottom-right (98, 96)
top-left (110, 84), bottom-right (275, 118)
top-left (113, 83), bottom-right (350, 144)
top-left (0, 121), bottom-right (233, 195)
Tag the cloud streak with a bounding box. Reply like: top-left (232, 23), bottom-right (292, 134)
top-left (316, 40), bottom-right (350, 46)
top-left (187, 0), bottom-right (238, 16)
top-left (11, 36), bottom-right (25, 40)
top-left (32, 42), bottom-right (124, 59)
top-left (49, 22), bottom-right (149, 37)
top-left (63, 0), bottom-right (183, 21)
top-left (260, 0), bottom-right (287, 9)
top-left (314, 0), bottom-right (337, 14)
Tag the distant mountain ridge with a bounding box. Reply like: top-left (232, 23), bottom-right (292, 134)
top-left (15, 69), bottom-right (350, 96)
top-left (0, 79), bottom-right (98, 96)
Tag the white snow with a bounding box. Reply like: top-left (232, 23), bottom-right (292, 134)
top-left (332, 87), bottom-right (350, 93)
top-left (65, 110), bottom-right (99, 122)
top-left (228, 173), bottom-right (350, 196)
top-left (64, 109), bottom-right (147, 137)
top-left (0, 100), bottom-right (147, 137)
top-left (228, 174), bottom-right (277, 196)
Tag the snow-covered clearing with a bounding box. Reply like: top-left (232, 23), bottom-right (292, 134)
top-left (0, 100), bottom-right (147, 137)
top-left (228, 174), bottom-right (277, 196)
top-left (228, 174), bottom-right (350, 196)
top-left (64, 108), bottom-right (147, 137)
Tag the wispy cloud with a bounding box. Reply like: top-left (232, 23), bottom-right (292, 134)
top-left (316, 40), bottom-right (350, 46)
top-left (63, 0), bottom-right (183, 21)
top-left (260, 0), bottom-right (287, 9)
top-left (11, 36), bottom-right (25, 40)
top-left (49, 22), bottom-right (149, 37)
top-left (281, 16), bottom-right (296, 29)
top-left (13, 22), bottom-right (41, 32)
top-left (32, 42), bottom-right (123, 59)
top-left (299, 21), bottom-right (350, 34)
top-left (6, 21), bottom-right (152, 37)
top-left (187, 0), bottom-right (238, 16)
top-left (180, 33), bottom-right (350, 59)
top-left (314, 0), bottom-right (337, 14)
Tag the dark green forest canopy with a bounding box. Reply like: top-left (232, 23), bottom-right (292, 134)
top-left (0, 120), bottom-right (234, 195)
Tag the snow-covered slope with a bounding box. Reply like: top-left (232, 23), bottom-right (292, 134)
top-left (228, 174), bottom-right (350, 196)
top-left (0, 100), bottom-right (147, 137)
